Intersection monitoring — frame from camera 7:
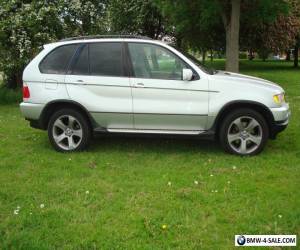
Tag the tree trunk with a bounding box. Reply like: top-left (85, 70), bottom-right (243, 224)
top-left (223, 0), bottom-right (241, 72)
top-left (294, 45), bottom-right (299, 67)
top-left (249, 49), bottom-right (254, 60)
top-left (202, 50), bottom-right (206, 63)
top-left (5, 71), bottom-right (23, 89)
top-left (285, 50), bottom-right (291, 61)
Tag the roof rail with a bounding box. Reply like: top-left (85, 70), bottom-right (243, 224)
top-left (60, 35), bottom-right (152, 42)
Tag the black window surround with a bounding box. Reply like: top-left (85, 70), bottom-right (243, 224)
top-left (39, 41), bottom-right (200, 80)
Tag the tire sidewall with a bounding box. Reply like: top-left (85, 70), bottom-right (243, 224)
top-left (219, 108), bottom-right (269, 156)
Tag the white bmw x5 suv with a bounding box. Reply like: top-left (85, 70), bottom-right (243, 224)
top-left (20, 35), bottom-right (290, 155)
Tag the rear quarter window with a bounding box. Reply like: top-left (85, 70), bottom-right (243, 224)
top-left (39, 44), bottom-right (79, 74)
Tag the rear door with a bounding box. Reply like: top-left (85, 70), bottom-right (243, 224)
top-left (127, 42), bottom-right (209, 132)
top-left (65, 42), bottom-right (133, 129)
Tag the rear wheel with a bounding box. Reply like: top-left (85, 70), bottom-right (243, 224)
top-left (48, 109), bottom-right (91, 152)
top-left (219, 108), bottom-right (269, 156)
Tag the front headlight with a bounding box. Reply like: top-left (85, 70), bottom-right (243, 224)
top-left (273, 93), bottom-right (285, 104)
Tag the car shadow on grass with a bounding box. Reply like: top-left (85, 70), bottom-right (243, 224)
top-left (89, 133), bottom-right (223, 155)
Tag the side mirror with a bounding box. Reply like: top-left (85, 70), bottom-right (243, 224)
top-left (182, 68), bottom-right (193, 81)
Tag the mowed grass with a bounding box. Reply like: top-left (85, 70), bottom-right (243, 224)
top-left (0, 60), bottom-right (299, 249)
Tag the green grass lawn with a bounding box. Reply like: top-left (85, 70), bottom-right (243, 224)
top-left (0, 60), bottom-right (299, 249)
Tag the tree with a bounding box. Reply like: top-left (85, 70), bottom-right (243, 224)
top-left (240, 0), bottom-right (300, 62)
top-left (157, 0), bottom-right (290, 72)
top-left (218, 0), bottom-right (241, 72)
top-left (0, 0), bottom-right (64, 88)
top-left (59, 0), bottom-right (109, 36)
top-left (0, 0), bottom-right (108, 88)
top-left (108, 0), bottom-right (166, 39)
top-left (290, 0), bottom-right (300, 67)
top-left (294, 36), bottom-right (300, 67)
top-left (156, 0), bottom-right (225, 61)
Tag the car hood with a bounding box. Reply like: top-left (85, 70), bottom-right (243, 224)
top-left (211, 70), bottom-right (283, 93)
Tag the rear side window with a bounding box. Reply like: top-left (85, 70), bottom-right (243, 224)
top-left (71, 45), bottom-right (89, 75)
top-left (39, 44), bottom-right (78, 74)
top-left (89, 43), bottom-right (123, 77)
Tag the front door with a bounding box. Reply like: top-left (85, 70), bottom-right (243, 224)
top-left (127, 42), bottom-right (209, 132)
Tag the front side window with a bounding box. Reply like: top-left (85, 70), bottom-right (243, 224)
top-left (39, 44), bottom-right (79, 74)
top-left (89, 42), bottom-right (123, 77)
top-left (128, 43), bottom-right (189, 80)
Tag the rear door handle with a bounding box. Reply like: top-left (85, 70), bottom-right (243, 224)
top-left (77, 80), bottom-right (84, 82)
top-left (135, 82), bottom-right (144, 88)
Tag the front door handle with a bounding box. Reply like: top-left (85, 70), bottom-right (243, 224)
top-left (135, 83), bottom-right (144, 88)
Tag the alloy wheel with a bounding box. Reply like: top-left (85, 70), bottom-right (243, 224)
top-left (227, 116), bottom-right (263, 155)
top-left (52, 115), bottom-right (83, 151)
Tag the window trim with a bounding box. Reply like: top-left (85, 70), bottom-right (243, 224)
top-left (125, 42), bottom-right (200, 81)
top-left (38, 44), bottom-right (80, 75)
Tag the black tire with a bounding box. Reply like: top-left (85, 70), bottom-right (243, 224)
top-left (48, 108), bottom-right (91, 152)
top-left (219, 108), bottom-right (269, 156)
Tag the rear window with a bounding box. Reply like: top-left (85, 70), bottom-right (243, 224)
top-left (39, 44), bottom-right (79, 74)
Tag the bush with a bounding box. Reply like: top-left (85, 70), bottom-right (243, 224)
top-left (0, 86), bottom-right (22, 104)
top-left (239, 52), bottom-right (248, 59)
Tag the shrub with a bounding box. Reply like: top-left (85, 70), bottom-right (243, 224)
top-left (0, 86), bottom-right (22, 104)
top-left (239, 52), bottom-right (248, 59)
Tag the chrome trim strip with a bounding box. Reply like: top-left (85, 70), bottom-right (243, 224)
top-left (90, 111), bottom-right (208, 116)
top-left (107, 128), bottom-right (204, 135)
top-left (26, 80), bottom-right (219, 93)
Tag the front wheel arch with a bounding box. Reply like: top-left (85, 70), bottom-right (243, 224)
top-left (212, 101), bottom-right (274, 139)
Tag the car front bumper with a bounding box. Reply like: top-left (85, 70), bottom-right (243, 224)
top-left (269, 103), bottom-right (290, 138)
top-left (270, 103), bottom-right (290, 122)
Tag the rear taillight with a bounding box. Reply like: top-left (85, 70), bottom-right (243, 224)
top-left (23, 85), bottom-right (30, 99)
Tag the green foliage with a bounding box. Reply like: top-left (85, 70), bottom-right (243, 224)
top-left (156, 0), bottom-right (294, 52)
top-left (156, 0), bottom-right (224, 50)
top-left (0, 0), bottom-right (108, 89)
top-left (0, 60), bottom-right (299, 248)
top-left (0, 86), bottom-right (22, 104)
top-left (241, 0), bottom-right (300, 52)
top-left (59, 0), bottom-right (109, 36)
top-left (0, 0), bottom-right (64, 88)
top-left (239, 52), bottom-right (248, 59)
top-left (108, 0), bottom-right (165, 38)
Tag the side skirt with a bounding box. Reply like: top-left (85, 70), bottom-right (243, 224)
top-left (93, 127), bottom-right (215, 140)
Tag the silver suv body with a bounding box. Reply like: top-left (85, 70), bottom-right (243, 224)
top-left (20, 36), bottom-right (290, 155)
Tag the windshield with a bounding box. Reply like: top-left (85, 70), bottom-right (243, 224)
top-left (172, 47), bottom-right (216, 75)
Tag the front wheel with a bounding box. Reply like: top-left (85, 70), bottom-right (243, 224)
top-left (48, 109), bottom-right (91, 152)
top-left (219, 108), bottom-right (269, 156)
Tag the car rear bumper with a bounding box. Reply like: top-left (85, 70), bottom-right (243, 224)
top-left (20, 102), bottom-right (44, 120)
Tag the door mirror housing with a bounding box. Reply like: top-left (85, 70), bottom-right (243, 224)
top-left (182, 68), bottom-right (193, 81)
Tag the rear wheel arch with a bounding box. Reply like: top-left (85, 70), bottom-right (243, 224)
top-left (39, 100), bottom-right (95, 130)
top-left (213, 101), bottom-right (274, 138)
